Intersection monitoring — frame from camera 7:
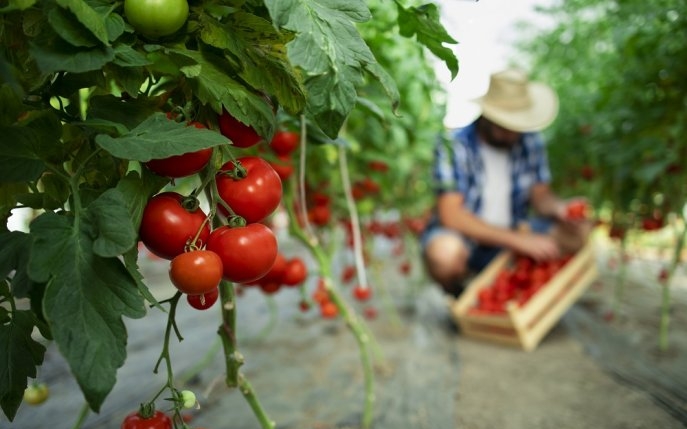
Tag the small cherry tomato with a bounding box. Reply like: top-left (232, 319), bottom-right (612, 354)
top-left (269, 130), bottom-right (300, 156)
top-left (352, 285), bottom-right (372, 302)
top-left (121, 409), bottom-right (172, 429)
top-left (169, 250), bottom-right (223, 295)
top-left (23, 383), bottom-right (49, 405)
top-left (186, 288), bottom-right (219, 310)
top-left (282, 257), bottom-right (307, 287)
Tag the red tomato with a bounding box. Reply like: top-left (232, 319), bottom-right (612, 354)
top-left (269, 130), bottom-right (300, 156)
top-left (145, 121), bottom-right (212, 178)
top-left (268, 154), bottom-right (294, 181)
top-left (565, 200), bottom-right (588, 220)
top-left (186, 288), bottom-right (219, 310)
top-left (139, 192), bottom-right (211, 260)
top-left (259, 282), bottom-right (281, 295)
top-left (282, 258), bottom-right (307, 286)
top-left (341, 265), bottom-right (356, 284)
top-left (367, 160), bottom-right (389, 173)
top-left (218, 109), bottom-right (262, 148)
top-left (206, 223), bottom-right (278, 283)
top-left (216, 156), bottom-right (283, 224)
top-left (121, 410), bottom-right (172, 429)
top-left (308, 205), bottom-right (331, 226)
top-left (169, 250), bottom-right (223, 295)
top-left (257, 252), bottom-right (287, 284)
top-left (320, 301), bottom-right (338, 319)
top-left (352, 285), bottom-right (372, 302)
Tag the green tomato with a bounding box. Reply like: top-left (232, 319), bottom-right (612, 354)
top-left (124, 0), bottom-right (189, 39)
top-left (180, 390), bottom-right (196, 409)
top-left (24, 383), bottom-right (49, 405)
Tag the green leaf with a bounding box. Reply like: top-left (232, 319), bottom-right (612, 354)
top-left (199, 12), bottom-right (307, 116)
top-left (87, 94), bottom-right (161, 130)
top-left (0, 310), bottom-right (46, 422)
top-left (28, 211), bottom-right (146, 412)
top-left (0, 84), bottom-right (24, 127)
top-left (30, 33), bottom-right (114, 73)
top-left (0, 231), bottom-right (35, 298)
top-left (48, 5), bottom-right (100, 48)
top-left (115, 170), bottom-right (168, 231)
top-left (86, 189), bottom-right (137, 257)
top-left (112, 44), bottom-right (152, 67)
top-left (265, 0), bottom-right (394, 138)
top-left (364, 62), bottom-right (400, 114)
top-left (0, 127), bottom-right (47, 183)
top-left (55, 0), bottom-right (110, 46)
top-left (122, 246), bottom-right (164, 311)
top-left (179, 49), bottom-right (276, 141)
top-left (396, 2), bottom-right (459, 79)
top-left (95, 112), bottom-right (230, 161)
top-left (0, 0), bottom-right (36, 13)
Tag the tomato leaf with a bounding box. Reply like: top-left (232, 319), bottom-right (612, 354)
top-left (86, 189), bottom-right (137, 257)
top-left (198, 12), bottom-right (307, 116)
top-left (95, 112), bottom-right (230, 161)
top-left (48, 5), bottom-right (101, 48)
top-left (122, 247), bottom-right (164, 311)
top-left (28, 209), bottom-right (146, 411)
top-left (0, 310), bottom-right (46, 422)
top-left (115, 170), bottom-right (168, 231)
top-left (29, 30), bottom-right (115, 74)
top-left (0, 231), bottom-right (35, 299)
top-left (179, 49), bottom-right (277, 141)
top-left (395, 2), bottom-right (459, 79)
top-left (0, 127), bottom-right (48, 183)
top-left (55, 0), bottom-right (111, 46)
top-left (265, 0), bottom-right (397, 138)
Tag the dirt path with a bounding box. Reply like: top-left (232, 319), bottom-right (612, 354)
top-left (6, 238), bottom-right (687, 429)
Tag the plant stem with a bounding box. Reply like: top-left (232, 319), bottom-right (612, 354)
top-left (658, 215), bottom-right (687, 351)
top-left (69, 402), bottom-right (90, 429)
top-left (217, 280), bottom-right (241, 388)
top-left (238, 374), bottom-right (276, 429)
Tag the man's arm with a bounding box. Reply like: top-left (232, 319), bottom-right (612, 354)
top-left (530, 183), bottom-right (567, 220)
top-left (437, 191), bottom-right (560, 261)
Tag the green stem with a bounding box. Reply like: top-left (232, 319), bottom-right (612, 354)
top-left (612, 237), bottom-right (628, 315)
top-left (237, 374), bottom-right (276, 429)
top-left (284, 187), bottom-right (376, 429)
top-left (217, 280), bottom-right (241, 388)
top-left (69, 402), bottom-right (90, 429)
top-left (658, 214), bottom-right (687, 352)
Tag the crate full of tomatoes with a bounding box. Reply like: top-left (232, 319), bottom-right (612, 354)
top-left (450, 238), bottom-right (598, 351)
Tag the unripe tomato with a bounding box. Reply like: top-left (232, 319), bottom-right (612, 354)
top-left (218, 109), bottom-right (262, 148)
top-left (139, 192), bottom-right (210, 260)
top-left (169, 250), bottom-right (223, 295)
top-left (124, 0), bottom-right (189, 39)
top-left (23, 383), bottom-right (49, 405)
top-left (206, 224), bottom-right (278, 284)
top-left (121, 409), bottom-right (172, 429)
top-left (215, 156), bottom-right (282, 224)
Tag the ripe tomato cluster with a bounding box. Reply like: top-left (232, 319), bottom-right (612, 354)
top-left (241, 253), bottom-right (308, 294)
top-left (565, 200), bottom-right (589, 221)
top-left (311, 278), bottom-right (339, 319)
top-left (470, 254), bottom-right (572, 314)
top-left (265, 129), bottom-right (300, 181)
top-left (138, 113), bottom-right (288, 309)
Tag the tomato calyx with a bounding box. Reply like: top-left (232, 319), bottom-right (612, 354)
top-left (179, 194), bottom-right (202, 212)
top-left (137, 401), bottom-right (158, 419)
top-left (218, 160), bottom-right (248, 181)
top-left (227, 215), bottom-right (247, 228)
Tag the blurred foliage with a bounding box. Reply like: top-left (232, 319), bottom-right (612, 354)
top-left (513, 0), bottom-right (687, 230)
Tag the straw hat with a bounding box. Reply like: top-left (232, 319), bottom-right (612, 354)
top-left (474, 69), bottom-right (559, 133)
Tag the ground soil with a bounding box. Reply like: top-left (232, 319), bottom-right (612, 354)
top-left (6, 230), bottom-right (687, 429)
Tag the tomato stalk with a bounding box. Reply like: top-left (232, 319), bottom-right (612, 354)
top-left (216, 280), bottom-right (275, 429)
top-left (284, 184), bottom-right (377, 429)
top-left (296, 114), bottom-right (318, 245)
top-left (69, 402), bottom-right (90, 429)
top-left (658, 213), bottom-right (686, 352)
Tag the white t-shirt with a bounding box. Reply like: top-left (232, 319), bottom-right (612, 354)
top-left (479, 140), bottom-right (512, 228)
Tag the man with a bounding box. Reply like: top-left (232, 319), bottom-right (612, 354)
top-left (421, 69), bottom-right (590, 298)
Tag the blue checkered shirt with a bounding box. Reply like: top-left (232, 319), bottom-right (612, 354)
top-left (432, 120), bottom-right (552, 228)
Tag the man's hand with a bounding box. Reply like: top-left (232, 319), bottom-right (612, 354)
top-left (510, 231), bottom-right (561, 261)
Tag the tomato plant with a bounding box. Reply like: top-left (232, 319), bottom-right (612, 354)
top-left (139, 192), bottom-right (211, 260)
top-left (121, 409), bottom-right (173, 429)
top-left (169, 250), bottom-right (223, 295)
top-left (218, 109), bottom-right (264, 149)
top-left (206, 224), bottom-right (278, 284)
top-left (124, 0), bottom-right (189, 39)
top-left (216, 157), bottom-right (283, 224)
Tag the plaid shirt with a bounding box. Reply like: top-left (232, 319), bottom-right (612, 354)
top-left (432, 120), bottom-right (552, 228)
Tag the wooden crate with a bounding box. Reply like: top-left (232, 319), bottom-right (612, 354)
top-left (450, 239), bottom-right (598, 351)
